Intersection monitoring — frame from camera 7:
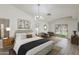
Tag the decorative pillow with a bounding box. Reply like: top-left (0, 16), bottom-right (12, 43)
top-left (26, 34), bottom-right (32, 38)
top-left (15, 33), bottom-right (22, 39)
top-left (21, 33), bottom-right (27, 39)
top-left (15, 33), bottom-right (26, 40)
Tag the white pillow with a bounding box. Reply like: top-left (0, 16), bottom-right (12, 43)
top-left (15, 33), bottom-right (22, 39)
top-left (15, 33), bottom-right (36, 40)
top-left (15, 33), bottom-right (26, 39)
top-left (21, 33), bottom-right (26, 39)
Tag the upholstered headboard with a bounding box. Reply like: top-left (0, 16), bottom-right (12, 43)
top-left (14, 30), bottom-right (33, 39)
top-left (15, 30), bottom-right (33, 34)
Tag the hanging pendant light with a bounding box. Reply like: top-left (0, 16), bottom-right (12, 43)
top-left (35, 4), bottom-right (40, 20)
top-left (35, 4), bottom-right (40, 35)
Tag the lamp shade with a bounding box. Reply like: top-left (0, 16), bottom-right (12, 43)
top-left (6, 27), bottom-right (10, 31)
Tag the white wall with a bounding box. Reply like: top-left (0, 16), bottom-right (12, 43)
top-left (37, 21), bottom-right (48, 33)
top-left (48, 16), bottom-right (78, 38)
top-left (0, 5), bottom-right (48, 37)
top-left (0, 5), bottom-right (33, 37)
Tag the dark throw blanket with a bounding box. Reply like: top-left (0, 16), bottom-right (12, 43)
top-left (18, 39), bottom-right (49, 55)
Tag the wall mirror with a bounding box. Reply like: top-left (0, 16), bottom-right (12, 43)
top-left (44, 24), bottom-right (47, 30)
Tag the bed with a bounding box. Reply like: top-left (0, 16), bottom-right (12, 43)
top-left (9, 30), bottom-right (54, 55)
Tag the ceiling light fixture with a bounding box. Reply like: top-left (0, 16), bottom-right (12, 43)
top-left (35, 4), bottom-right (41, 35)
top-left (35, 4), bottom-right (44, 20)
top-left (35, 4), bottom-right (40, 20)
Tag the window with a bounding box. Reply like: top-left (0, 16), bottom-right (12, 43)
top-left (55, 24), bottom-right (68, 36)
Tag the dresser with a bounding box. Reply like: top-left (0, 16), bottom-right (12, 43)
top-left (3, 37), bottom-right (13, 47)
top-left (71, 35), bottom-right (79, 45)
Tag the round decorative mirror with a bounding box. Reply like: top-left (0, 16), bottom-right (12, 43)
top-left (44, 24), bottom-right (47, 30)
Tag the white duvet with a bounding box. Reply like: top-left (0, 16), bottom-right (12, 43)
top-left (13, 37), bottom-right (54, 55)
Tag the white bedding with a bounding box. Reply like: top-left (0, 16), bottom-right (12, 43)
top-left (26, 40), bottom-right (54, 55)
top-left (13, 36), bottom-right (54, 55)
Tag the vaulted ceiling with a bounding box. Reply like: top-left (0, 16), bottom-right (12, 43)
top-left (12, 4), bottom-right (79, 22)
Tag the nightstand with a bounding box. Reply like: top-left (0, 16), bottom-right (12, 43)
top-left (3, 37), bottom-right (13, 47)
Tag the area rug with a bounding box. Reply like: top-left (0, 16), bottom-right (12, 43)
top-left (48, 45), bottom-right (62, 55)
top-left (49, 36), bottom-right (63, 43)
top-left (0, 47), bottom-right (9, 55)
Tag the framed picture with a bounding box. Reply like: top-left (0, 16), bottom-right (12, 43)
top-left (17, 19), bottom-right (30, 29)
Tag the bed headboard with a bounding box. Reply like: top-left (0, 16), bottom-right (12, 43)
top-left (14, 30), bottom-right (33, 39)
top-left (15, 30), bottom-right (33, 34)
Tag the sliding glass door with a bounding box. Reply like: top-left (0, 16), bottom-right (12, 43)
top-left (55, 24), bottom-right (68, 37)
